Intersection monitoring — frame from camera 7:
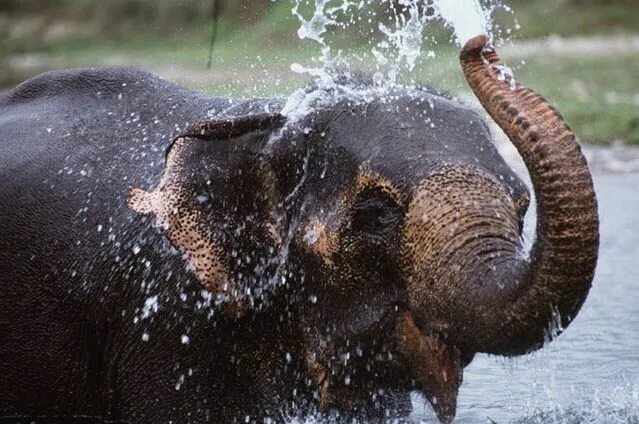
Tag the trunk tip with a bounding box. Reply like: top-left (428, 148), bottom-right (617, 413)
top-left (460, 34), bottom-right (491, 60)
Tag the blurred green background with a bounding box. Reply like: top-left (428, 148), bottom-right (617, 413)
top-left (1, 0), bottom-right (638, 144)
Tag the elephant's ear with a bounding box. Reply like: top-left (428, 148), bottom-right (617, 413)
top-left (128, 113), bottom-right (286, 315)
top-left (180, 113), bottom-right (286, 140)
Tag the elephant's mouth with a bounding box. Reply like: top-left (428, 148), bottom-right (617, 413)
top-left (303, 306), bottom-right (463, 421)
top-left (394, 311), bottom-right (464, 424)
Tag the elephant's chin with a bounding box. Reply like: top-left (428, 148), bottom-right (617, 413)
top-left (395, 312), bottom-right (463, 423)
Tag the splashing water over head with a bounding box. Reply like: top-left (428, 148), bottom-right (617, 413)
top-left (373, 0), bottom-right (429, 83)
top-left (283, 0), bottom-right (514, 124)
top-left (433, 0), bottom-right (491, 46)
top-left (289, 0), bottom-right (510, 79)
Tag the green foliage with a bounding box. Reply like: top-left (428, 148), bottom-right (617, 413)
top-left (517, 54), bottom-right (639, 145)
top-left (1, 0), bottom-right (638, 144)
top-left (503, 0), bottom-right (639, 38)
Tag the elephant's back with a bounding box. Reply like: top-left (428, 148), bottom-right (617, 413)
top-left (0, 67), bottom-right (218, 284)
top-left (0, 67), bottom-right (235, 414)
top-left (0, 67), bottom-right (226, 190)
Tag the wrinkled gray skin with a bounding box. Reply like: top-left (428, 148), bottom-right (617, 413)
top-left (0, 65), bottom-right (596, 423)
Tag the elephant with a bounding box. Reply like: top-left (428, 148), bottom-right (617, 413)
top-left (0, 35), bottom-right (598, 423)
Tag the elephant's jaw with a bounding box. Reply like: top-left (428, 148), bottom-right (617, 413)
top-left (395, 312), bottom-right (463, 424)
top-left (306, 311), bottom-right (463, 422)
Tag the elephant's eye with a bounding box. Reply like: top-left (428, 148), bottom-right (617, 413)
top-left (195, 193), bottom-right (211, 206)
top-left (351, 188), bottom-right (403, 242)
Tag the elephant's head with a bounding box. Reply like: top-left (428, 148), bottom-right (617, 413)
top-left (289, 38), bottom-right (597, 422)
top-left (129, 36), bottom-right (598, 423)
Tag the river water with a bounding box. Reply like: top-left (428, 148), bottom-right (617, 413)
top-left (409, 171), bottom-right (639, 423)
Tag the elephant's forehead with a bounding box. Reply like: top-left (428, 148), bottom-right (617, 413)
top-left (319, 91), bottom-right (527, 198)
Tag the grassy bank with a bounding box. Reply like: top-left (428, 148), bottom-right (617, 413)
top-left (409, 43), bottom-right (639, 145)
top-left (2, 0), bottom-right (639, 145)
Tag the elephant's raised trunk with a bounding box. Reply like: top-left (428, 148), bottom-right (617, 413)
top-left (460, 35), bottom-right (599, 355)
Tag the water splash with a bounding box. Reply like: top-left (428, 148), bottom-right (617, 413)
top-left (372, 0), bottom-right (430, 83)
top-left (514, 383), bottom-right (639, 424)
top-left (290, 0), bottom-right (430, 86)
top-left (289, 0), bottom-right (511, 84)
top-left (433, 0), bottom-right (490, 46)
top-left (282, 0), bottom-right (514, 124)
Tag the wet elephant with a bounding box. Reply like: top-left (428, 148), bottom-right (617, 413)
top-left (0, 36), bottom-right (597, 423)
